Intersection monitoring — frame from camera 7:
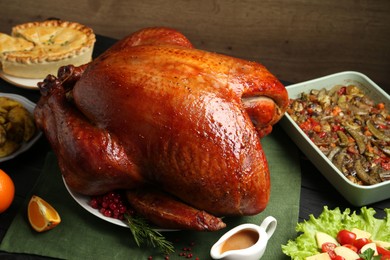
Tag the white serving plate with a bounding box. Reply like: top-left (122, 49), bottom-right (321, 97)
top-left (62, 176), bottom-right (129, 228)
top-left (0, 69), bottom-right (41, 90)
top-left (279, 71), bottom-right (390, 206)
top-left (62, 177), bottom-right (175, 231)
top-left (0, 93), bottom-right (42, 162)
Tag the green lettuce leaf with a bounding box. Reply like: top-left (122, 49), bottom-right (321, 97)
top-left (282, 206), bottom-right (390, 260)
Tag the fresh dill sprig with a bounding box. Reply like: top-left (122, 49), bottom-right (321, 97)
top-left (124, 213), bottom-right (175, 255)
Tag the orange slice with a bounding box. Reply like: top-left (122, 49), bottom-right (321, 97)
top-left (27, 195), bottom-right (61, 232)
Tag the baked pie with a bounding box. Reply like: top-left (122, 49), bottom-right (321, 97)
top-left (0, 20), bottom-right (95, 79)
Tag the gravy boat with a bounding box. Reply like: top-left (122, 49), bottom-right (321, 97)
top-left (210, 216), bottom-right (277, 260)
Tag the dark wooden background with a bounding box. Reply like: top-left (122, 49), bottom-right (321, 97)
top-left (1, 0), bottom-right (389, 92)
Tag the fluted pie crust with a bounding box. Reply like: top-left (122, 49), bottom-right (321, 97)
top-left (0, 20), bottom-right (95, 79)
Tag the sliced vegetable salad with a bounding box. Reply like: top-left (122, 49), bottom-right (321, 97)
top-left (282, 206), bottom-right (390, 259)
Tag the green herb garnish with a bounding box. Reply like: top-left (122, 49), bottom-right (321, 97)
top-left (60, 40), bottom-right (69, 46)
top-left (359, 248), bottom-right (381, 260)
top-left (124, 213), bottom-right (175, 255)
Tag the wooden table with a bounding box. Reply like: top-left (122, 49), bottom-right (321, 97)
top-left (1, 35), bottom-right (389, 259)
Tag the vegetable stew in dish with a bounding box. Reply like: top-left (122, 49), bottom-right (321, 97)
top-left (287, 84), bottom-right (390, 185)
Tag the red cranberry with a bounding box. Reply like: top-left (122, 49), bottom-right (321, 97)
top-left (90, 191), bottom-right (129, 220)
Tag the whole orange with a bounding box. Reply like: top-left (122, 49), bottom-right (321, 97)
top-left (0, 169), bottom-right (15, 213)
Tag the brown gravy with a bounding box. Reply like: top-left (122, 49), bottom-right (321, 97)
top-left (220, 229), bottom-right (259, 253)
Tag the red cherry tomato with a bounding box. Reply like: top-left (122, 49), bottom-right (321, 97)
top-left (322, 242), bottom-right (337, 258)
top-left (322, 242), bottom-right (337, 253)
top-left (378, 246), bottom-right (390, 256)
top-left (353, 238), bottom-right (371, 250)
top-left (336, 230), bottom-right (357, 245)
top-left (342, 244), bottom-right (358, 252)
top-left (333, 256), bottom-right (345, 260)
top-left (328, 250), bottom-right (337, 259)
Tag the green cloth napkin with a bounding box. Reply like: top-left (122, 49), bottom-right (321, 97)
top-left (0, 126), bottom-right (300, 260)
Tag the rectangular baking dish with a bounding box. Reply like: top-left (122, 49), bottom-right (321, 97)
top-left (279, 71), bottom-right (390, 206)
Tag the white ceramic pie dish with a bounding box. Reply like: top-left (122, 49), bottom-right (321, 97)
top-left (0, 69), bottom-right (41, 89)
top-left (279, 71), bottom-right (390, 206)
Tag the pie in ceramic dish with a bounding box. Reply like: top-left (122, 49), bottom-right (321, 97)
top-left (0, 20), bottom-right (95, 79)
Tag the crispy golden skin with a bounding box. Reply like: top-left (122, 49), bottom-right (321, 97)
top-left (34, 27), bottom-right (288, 230)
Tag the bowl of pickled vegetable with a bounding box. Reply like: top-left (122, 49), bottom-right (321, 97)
top-left (280, 71), bottom-right (390, 206)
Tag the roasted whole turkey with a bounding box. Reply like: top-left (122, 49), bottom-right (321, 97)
top-left (34, 27), bottom-right (288, 231)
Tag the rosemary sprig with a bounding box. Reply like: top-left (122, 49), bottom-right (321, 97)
top-left (124, 213), bottom-right (175, 255)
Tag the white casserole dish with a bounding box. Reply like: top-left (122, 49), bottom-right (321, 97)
top-left (279, 71), bottom-right (390, 206)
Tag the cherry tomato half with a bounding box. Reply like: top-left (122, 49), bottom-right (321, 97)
top-left (328, 251), bottom-right (337, 259)
top-left (321, 242), bottom-right (337, 258)
top-left (333, 256), bottom-right (345, 260)
top-left (353, 238), bottom-right (371, 250)
top-left (336, 230), bottom-right (357, 245)
top-left (343, 244), bottom-right (358, 253)
top-left (322, 242), bottom-right (337, 253)
top-left (378, 246), bottom-right (390, 256)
